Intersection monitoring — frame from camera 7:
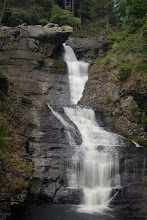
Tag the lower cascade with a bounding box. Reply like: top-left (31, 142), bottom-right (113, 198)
top-left (64, 106), bottom-right (121, 213)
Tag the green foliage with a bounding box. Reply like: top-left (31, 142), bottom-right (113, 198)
top-left (39, 18), bottom-right (49, 26)
top-left (115, 0), bottom-right (147, 33)
top-left (7, 8), bottom-right (40, 26)
top-left (141, 83), bottom-right (147, 89)
top-left (61, 25), bottom-right (70, 31)
top-left (131, 106), bottom-right (142, 117)
top-left (0, 95), bottom-right (32, 213)
top-left (13, 158), bottom-right (32, 179)
top-left (1, 0), bottom-right (53, 26)
top-left (54, 59), bottom-right (67, 74)
top-left (116, 63), bottom-right (131, 81)
top-left (50, 5), bottom-right (81, 27)
top-left (123, 16), bottom-right (146, 34)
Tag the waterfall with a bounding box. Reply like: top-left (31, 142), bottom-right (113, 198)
top-left (63, 43), bottom-right (89, 105)
top-left (62, 43), bottom-right (121, 213)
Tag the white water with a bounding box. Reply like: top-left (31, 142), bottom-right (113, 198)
top-left (47, 104), bottom-right (76, 147)
top-left (64, 106), bottom-right (120, 213)
top-left (63, 43), bottom-right (89, 105)
top-left (62, 43), bottom-right (121, 213)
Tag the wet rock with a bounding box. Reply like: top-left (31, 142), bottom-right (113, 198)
top-left (28, 38), bottom-right (39, 52)
top-left (0, 23), bottom-right (74, 210)
top-left (66, 37), bottom-right (107, 61)
top-left (39, 183), bottom-right (61, 200)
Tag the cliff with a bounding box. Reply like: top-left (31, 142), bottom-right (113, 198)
top-left (0, 23), bottom-right (73, 217)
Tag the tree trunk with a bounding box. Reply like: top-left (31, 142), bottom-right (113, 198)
top-left (72, 0), bottom-right (74, 16)
top-left (0, 0), bottom-right (7, 27)
top-left (65, 0), bottom-right (67, 9)
top-left (0, 0), bottom-right (7, 26)
top-left (106, 0), bottom-right (109, 24)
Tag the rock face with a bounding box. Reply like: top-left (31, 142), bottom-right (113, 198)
top-left (0, 24), bottom-right (80, 208)
top-left (79, 56), bottom-right (147, 143)
top-left (66, 37), bottom-right (108, 63)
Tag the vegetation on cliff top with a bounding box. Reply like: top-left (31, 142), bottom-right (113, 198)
top-left (0, 0), bottom-right (81, 27)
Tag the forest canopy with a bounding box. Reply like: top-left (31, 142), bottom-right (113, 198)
top-left (0, 0), bottom-right (146, 35)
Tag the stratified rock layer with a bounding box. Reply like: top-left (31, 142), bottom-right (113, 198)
top-left (0, 24), bottom-right (79, 207)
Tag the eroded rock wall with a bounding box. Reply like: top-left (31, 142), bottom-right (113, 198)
top-left (0, 24), bottom-right (80, 209)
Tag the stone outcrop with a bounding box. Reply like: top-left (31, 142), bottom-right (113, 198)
top-left (66, 36), bottom-right (108, 63)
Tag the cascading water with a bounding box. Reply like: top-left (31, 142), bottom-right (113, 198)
top-left (62, 43), bottom-right (121, 213)
top-left (63, 43), bottom-right (89, 105)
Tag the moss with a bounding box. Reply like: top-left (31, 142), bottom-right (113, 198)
top-left (8, 177), bottom-right (27, 194)
top-left (12, 158), bottom-right (32, 180)
top-left (5, 43), bottom-right (16, 51)
top-left (44, 44), bottom-right (55, 57)
top-left (115, 63), bottom-right (132, 81)
top-left (78, 50), bottom-right (87, 60)
top-left (0, 96), bottom-right (32, 213)
top-left (39, 18), bottom-right (49, 26)
top-left (0, 56), bottom-right (10, 65)
top-left (141, 115), bottom-right (147, 130)
top-left (54, 60), bottom-right (67, 74)
top-left (29, 60), bottom-right (40, 69)
top-left (0, 69), bottom-right (10, 96)
top-left (61, 25), bottom-right (70, 31)
top-left (131, 106), bottom-right (142, 117)
top-left (106, 95), bottom-right (112, 103)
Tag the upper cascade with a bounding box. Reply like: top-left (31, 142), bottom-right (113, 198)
top-left (63, 43), bottom-right (77, 62)
top-left (63, 43), bottom-right (89, 104)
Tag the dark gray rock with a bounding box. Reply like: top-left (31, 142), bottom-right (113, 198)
top-left (66, 37), bottom-right (108, 61)
top-left (0, 23), bottom-right (74, 207)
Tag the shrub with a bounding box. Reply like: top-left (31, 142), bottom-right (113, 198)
top-left (50, 5), bottom-right (81, 27)
top-left (39, 18), bottom-right (49, 26)
top-left (116, 63), bottom-right (131, 81)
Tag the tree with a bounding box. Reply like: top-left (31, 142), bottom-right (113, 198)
top-left (50, 4), bottom-right (81, 26)
top-left (115, 0), bottom-right (147, 33)
top-left (72, 0), bottom-right (74, 16)
top-left (0, 0), bottom-right (7, 26)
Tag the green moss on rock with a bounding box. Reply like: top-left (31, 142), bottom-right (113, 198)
top-left (53, 60), bottom-right (67, 74)
top-left (0, 94), bottom-right (32, 214)
top-left (115, 63), bottom-right (132, 81)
